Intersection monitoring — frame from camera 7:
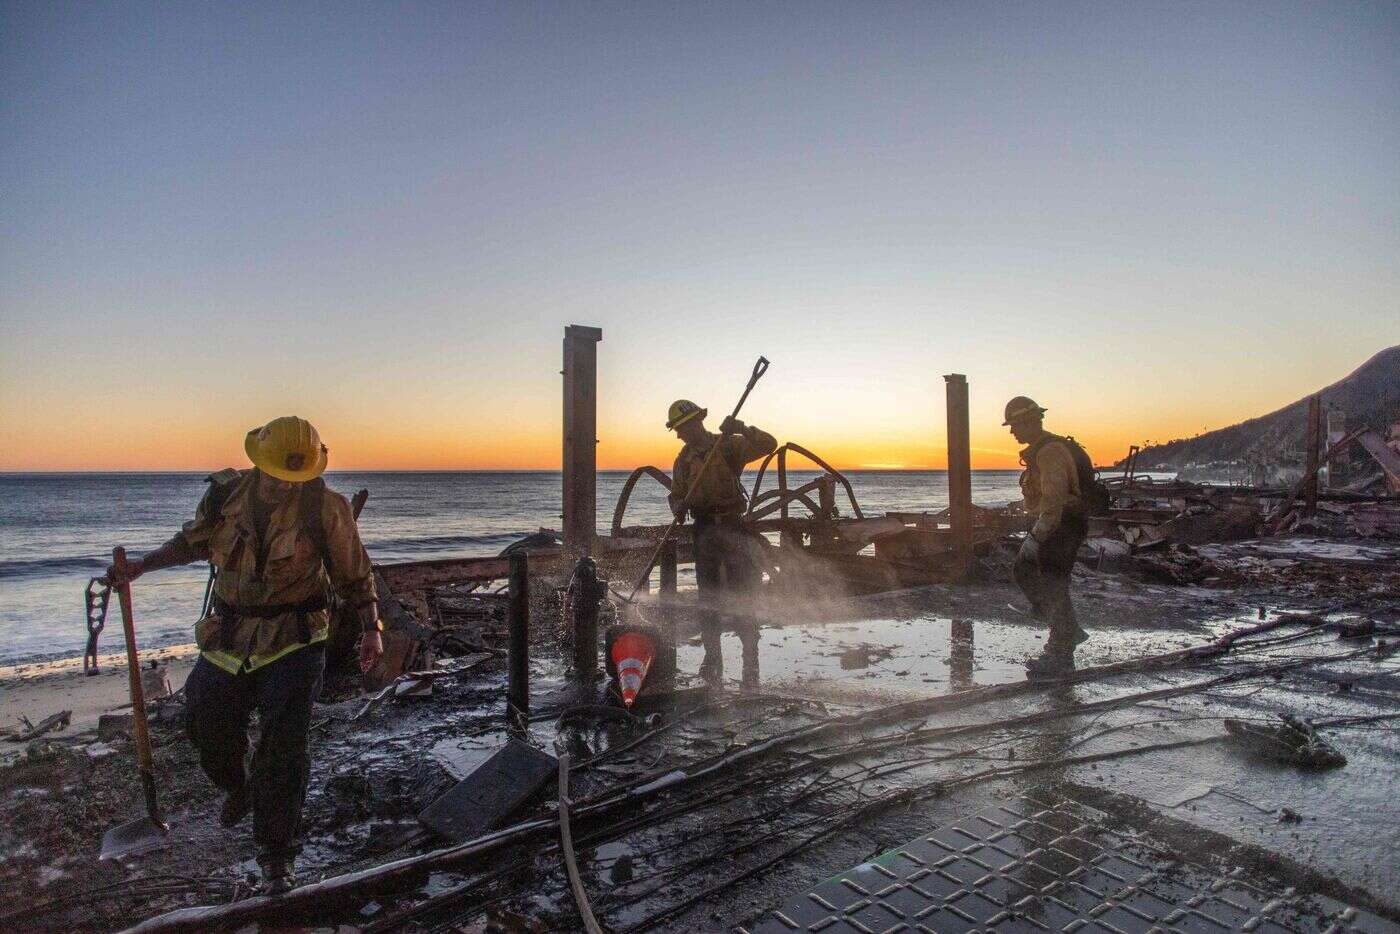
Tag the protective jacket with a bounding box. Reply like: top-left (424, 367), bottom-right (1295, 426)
top-left (670, 425), bottom-right (777, 519)
top-left (1019, 433), bottom-right (1083, 542)
top-left (179, 469), bottom-right (377, 674)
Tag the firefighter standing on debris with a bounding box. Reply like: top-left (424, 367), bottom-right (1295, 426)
top-left (104, 416), bottom-right (383, 894)
top-left (667, 399), bottom-right (777, 686)
top-left (1005, 396), bottom-right (1094, 679)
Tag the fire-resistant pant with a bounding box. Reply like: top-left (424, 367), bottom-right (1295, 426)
top-left (692, 517), bottom-right (762, 676)
top-left (184, 643), bottom-right (325, 865)
top-left (1013, 513), bottom-right (1088, 656)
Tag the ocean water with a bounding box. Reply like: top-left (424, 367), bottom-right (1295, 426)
top-left (0, 470), bottom-right (1025, 666)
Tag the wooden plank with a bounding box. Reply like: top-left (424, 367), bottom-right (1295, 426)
top-left (378, 555), bottom-right (518, 591)
top-left (1356, 430), bottom-right (1400, 493)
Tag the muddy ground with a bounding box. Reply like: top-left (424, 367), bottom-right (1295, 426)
top-left (3, 535), bottom-right (1398, 933)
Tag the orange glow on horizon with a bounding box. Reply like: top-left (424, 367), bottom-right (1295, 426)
top-left (0, 420), bottom-right (1164, 473)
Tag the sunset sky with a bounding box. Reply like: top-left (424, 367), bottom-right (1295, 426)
top-left (3, 3), bottom-right (1397, 472)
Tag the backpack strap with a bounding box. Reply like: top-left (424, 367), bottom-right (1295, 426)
top-left (204, 467), bottom-right (241, 518)
top-left (1025, 433), bottom-right (1094, 494)
top-left (299, 477), bottom-right (331, 568)
top-left (199, 468), bottom-right (242, 625)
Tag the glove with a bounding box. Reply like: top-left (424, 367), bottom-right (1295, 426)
top-left (1018, 535), bottom-right (1042, 565)
top-left (719, 415), bottom-right (745, 435)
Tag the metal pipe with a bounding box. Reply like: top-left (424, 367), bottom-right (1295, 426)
top-left (507, 552), bottom-right (529, 730)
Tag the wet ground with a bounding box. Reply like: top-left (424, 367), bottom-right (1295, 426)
top-left (3, 536), bottom-right (1399, 932)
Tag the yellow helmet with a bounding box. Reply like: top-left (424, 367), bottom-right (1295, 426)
top-left (244, 416), bottom-right (328, 482)
top-left (666, 399), bottom-right (707, 431)
top-left (1002, 396), bottom-right (1046, 426)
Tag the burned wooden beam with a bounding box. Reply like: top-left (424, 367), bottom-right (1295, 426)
top-left (562, 324), bottom-right (603, 556)
top-left (944, 374), bottom-right (973, 564)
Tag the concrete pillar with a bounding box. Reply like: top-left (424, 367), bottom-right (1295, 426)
top-left (944, 374), bottom-right (973, 561)
top-left (562, 325), bottom-right (603, 555)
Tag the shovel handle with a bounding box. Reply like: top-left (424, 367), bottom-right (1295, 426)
top-left (728, 356), bottom-right (770, 422)
top-left (113, 547), bottom-right (166, 830)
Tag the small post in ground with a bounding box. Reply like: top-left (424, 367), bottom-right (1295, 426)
top-left (507, 551), bottom-right (530, 733)
top-left (570, 557), bottom-right (602, 682)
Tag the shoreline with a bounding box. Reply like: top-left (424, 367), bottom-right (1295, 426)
top-left (0, 643), bottom-right (200, 740)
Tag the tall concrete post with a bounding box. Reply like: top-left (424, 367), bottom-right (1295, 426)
top-left (563, 325), bottom-right (603, 555)
top-left (944, 374), bottom-right (973, 563)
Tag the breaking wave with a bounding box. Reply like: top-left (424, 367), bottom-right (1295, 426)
top-left (0, 555), bottom-right (110, 580)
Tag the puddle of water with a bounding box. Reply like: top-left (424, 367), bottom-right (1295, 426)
top-left (672, 607), bottom-right (1274, 701)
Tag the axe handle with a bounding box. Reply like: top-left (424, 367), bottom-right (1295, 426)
top-left (114, 547), bottom-right (166, 829)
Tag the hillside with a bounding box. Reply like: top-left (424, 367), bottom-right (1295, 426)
top-left (1130, 345), bottom-right (1400, 479)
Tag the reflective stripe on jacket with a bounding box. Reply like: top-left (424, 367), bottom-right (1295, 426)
top-left (179, 469), bottom-right (376, 673)
top-left (670, 425), bottom-right (777, 518)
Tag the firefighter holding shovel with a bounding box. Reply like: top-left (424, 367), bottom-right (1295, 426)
top-left (665, 392), bottom-right (776, 687)
top-left (105, 416), bottom-right (382, 893)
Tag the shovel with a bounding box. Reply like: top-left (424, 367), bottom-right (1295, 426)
top-left (100, 546), bottom-right (171, 861)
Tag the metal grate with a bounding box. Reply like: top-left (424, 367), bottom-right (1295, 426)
top-left (744, 791), bottom-right (1398, 934)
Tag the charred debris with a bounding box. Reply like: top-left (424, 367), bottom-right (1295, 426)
top-left (4, 327), bottom-right (1400, 933)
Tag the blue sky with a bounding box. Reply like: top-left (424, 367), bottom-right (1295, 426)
top-left (2, 2), bottom-right (1397, 469)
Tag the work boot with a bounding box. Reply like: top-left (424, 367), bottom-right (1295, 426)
top-left (1025, 651), bottom-right (1075, 681)
top-left (740, 660), bottom-right (760, 692)
top-left (219, 786), bottom-right (251, 827)
top-left (260, 858), bottom-right (296, 896)
top-left (698, 653), bottom-right (723, 685)
top-left (740, 634), bottom-right (760, 691)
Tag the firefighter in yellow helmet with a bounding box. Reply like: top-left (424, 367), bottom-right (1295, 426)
top-left (105, 416), bottom-right (382, 893)
top-left (667, 400), bottom-right (777, 686)
top-left (1004, 397), bottom-right (1094, 679)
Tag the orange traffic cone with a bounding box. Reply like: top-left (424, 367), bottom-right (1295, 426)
top-left (611, 630), bottom-right (656, 707)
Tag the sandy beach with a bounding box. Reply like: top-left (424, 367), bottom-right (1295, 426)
top-left (0, 645), bottom-right (199, 744)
